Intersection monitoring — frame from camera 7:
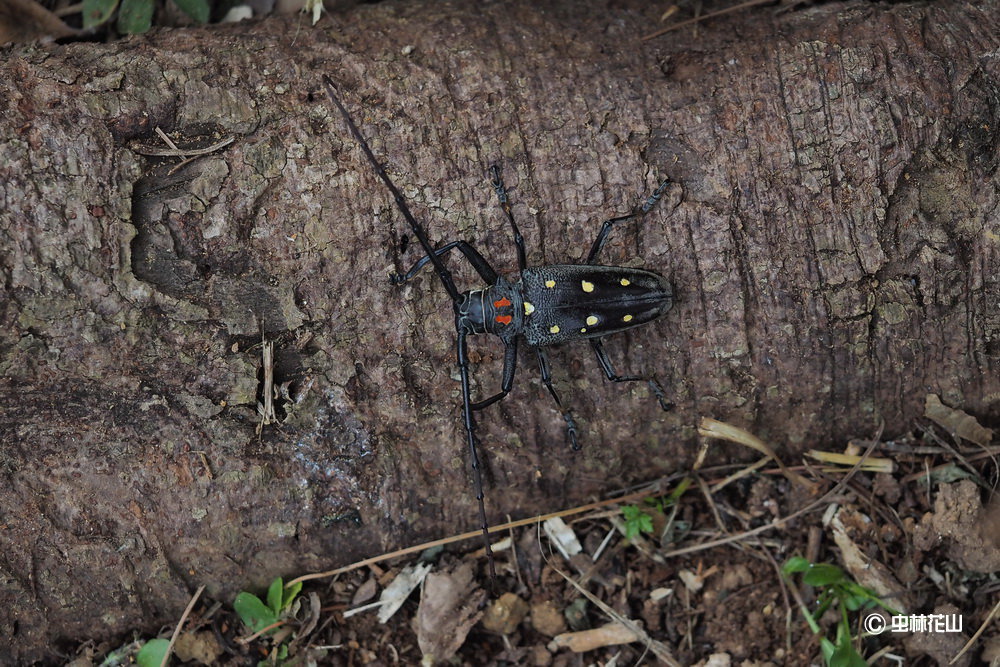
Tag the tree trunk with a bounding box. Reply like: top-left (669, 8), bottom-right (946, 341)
top-left (1, 0), bottom-right (998, 658)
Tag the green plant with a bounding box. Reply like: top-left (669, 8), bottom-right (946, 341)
top-left (621, 503), bottom-right (654, 539)
top-left (134, 638), bottom-right (170, 667)
top-left (620, 478), bottom-right (692, 540)
top-left (82, 0), bottom-right (209, 35)
top-left (782, 557), bottom-right (900, 667)
top-left (233, 576), bottom-right (303, 635)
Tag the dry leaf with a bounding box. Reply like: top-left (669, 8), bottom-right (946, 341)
top-left (924, 394), bottom-right (993, 446)
top-left (376, 563), bottom-right (432, 623)
top-left (0, 0), bottom-right (77, 45)
top-left (415, 561), bottom-right (486, 664)
top-left (831, 509), bottom-right (910, 613)
top-left (543, 517), bottom-right (582, 558)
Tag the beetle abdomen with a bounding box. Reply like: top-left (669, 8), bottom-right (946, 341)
top-left (518, 265), bottom-right (673, 346)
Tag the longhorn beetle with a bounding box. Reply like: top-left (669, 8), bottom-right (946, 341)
top-left (323, 76), bottom-right (675, 582)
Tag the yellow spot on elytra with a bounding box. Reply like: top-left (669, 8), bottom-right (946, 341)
top-left (580, 328), bottom-right (587, 333)
top-left (623, 314), bottom-right (634, 322)
top-left (620, 278), bottom-right (631, 286)
top-left (586, 315), bottom-right (598, 326)
top-left (581, 280), bottom-right (594, 292)
top-left (549, 325), bottom-right (560, 334)
top-left (545, 280), bottom-right (556, 288)
top-left (524, 302), bottom-right (535, 315)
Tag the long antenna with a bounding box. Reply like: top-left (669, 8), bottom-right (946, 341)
top-left (322, 76), bottom-right (460, 301)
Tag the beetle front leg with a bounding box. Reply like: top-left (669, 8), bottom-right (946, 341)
top-left (535, 348), bottom-right (580, 450)
top-left (586, 179), bottom-right (671, 264)
top-left (591, 339), bottom-right (674, 411)
top-left (457, 329), bottom-right (498, 583)
top-left (469, 338), bottom-right (518, 410)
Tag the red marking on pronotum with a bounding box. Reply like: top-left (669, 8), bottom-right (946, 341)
top-left (495, 315), bottom-right (513, 325)
top-left (493, 297), bottom-right (512, 308)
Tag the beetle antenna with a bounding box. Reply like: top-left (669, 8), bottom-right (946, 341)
top-left (323, 76), bottom-right (460, 301)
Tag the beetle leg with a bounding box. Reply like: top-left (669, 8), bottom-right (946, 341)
top-left (591, 339), bottom-right (674, 411)
top-left (489, 165), bottom-right (528, 273)
top-left (535, 348), bottom-right (580, 450)
top-left (469, 338), bottom-right (518, 410)
top-left (391, 240), bottom-right (499, 285)
top-left (457, 329), bottom-right (497, 583)
top-left (586, 179), bottom-right (671, 264)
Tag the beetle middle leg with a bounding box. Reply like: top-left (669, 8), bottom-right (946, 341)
top-left (586, 179), bottom-right (671, 264)
top-left (591, 338), bottom-right (674, 411)
top-left (534, 348), bottom-right (580, 450)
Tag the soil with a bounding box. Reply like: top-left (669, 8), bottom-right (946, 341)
top-left (65, 425), bottom-right (1000, 665)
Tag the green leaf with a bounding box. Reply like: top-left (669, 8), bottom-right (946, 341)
top-left (621, 505), bottom-right (653, 539)
top-left (828, 640), bottom-right (867, 667)
top-left (136, 638), bottom-right (170, 667)
top-left (234, 591), bottom-right (278, 633)
top-left (173, 0), bottom-right (209, 23)
top-left (82, 0), bottom-right (118, 28)
top-left (802, 563), bottom-right (846, 587)
top-left (116, 0), bottom-right (153, 34)
top-left (283, 580), bottom-right (302, 610)
top-left (782, 556), bottom-right (811, 575)
top-left (266, 578), bottom-right (284, 615)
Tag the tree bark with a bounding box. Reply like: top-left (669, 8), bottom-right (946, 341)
top-left (1, 0), bottom-right (998, 658)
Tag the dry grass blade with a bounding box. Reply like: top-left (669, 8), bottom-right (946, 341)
top-left (699, 417), bottom-right (815, 491)
top-left (806, 449), bottom-right (895, 473)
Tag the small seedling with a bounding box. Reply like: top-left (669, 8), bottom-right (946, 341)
top-left (233, 576), bottom-right (303, 635)
top-left (621, 503), bottom-right (655, 540)
top-left (783, 557), bottom-right (900, 667)
top-left (620, 478), bottom-right (692, 540)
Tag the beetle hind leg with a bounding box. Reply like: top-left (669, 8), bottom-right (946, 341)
top-left (591, 339), bottom-right (674, 411)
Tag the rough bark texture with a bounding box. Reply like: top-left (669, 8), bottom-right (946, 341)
top-left (1, 0), bottom-right (998, 659)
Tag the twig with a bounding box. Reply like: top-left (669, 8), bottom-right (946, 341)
top-left (133, 135), bottom-right (235, 157)
top-left (550, 563), bottom-right (680, 665)
top-left (950, 596), bottom-right (1000, 664)
top-left (640, 0), bottom-right (775, 41)
top-left (660, 424), bottom-right (883, 561)
top-left (285, 482), bottom-right (673, 588)
top-left (160, 585), bottom-right (205, 667)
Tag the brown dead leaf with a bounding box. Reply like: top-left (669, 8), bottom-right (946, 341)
top-left (0, 0), bottom-right (77, 44)
top-left (924, 394), bottom-right (994, 446)
top-left (415, 561), bottom-right (486, 664)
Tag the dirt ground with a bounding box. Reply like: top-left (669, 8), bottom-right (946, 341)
top-left (66, 408), bottom-right (1000, 666)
